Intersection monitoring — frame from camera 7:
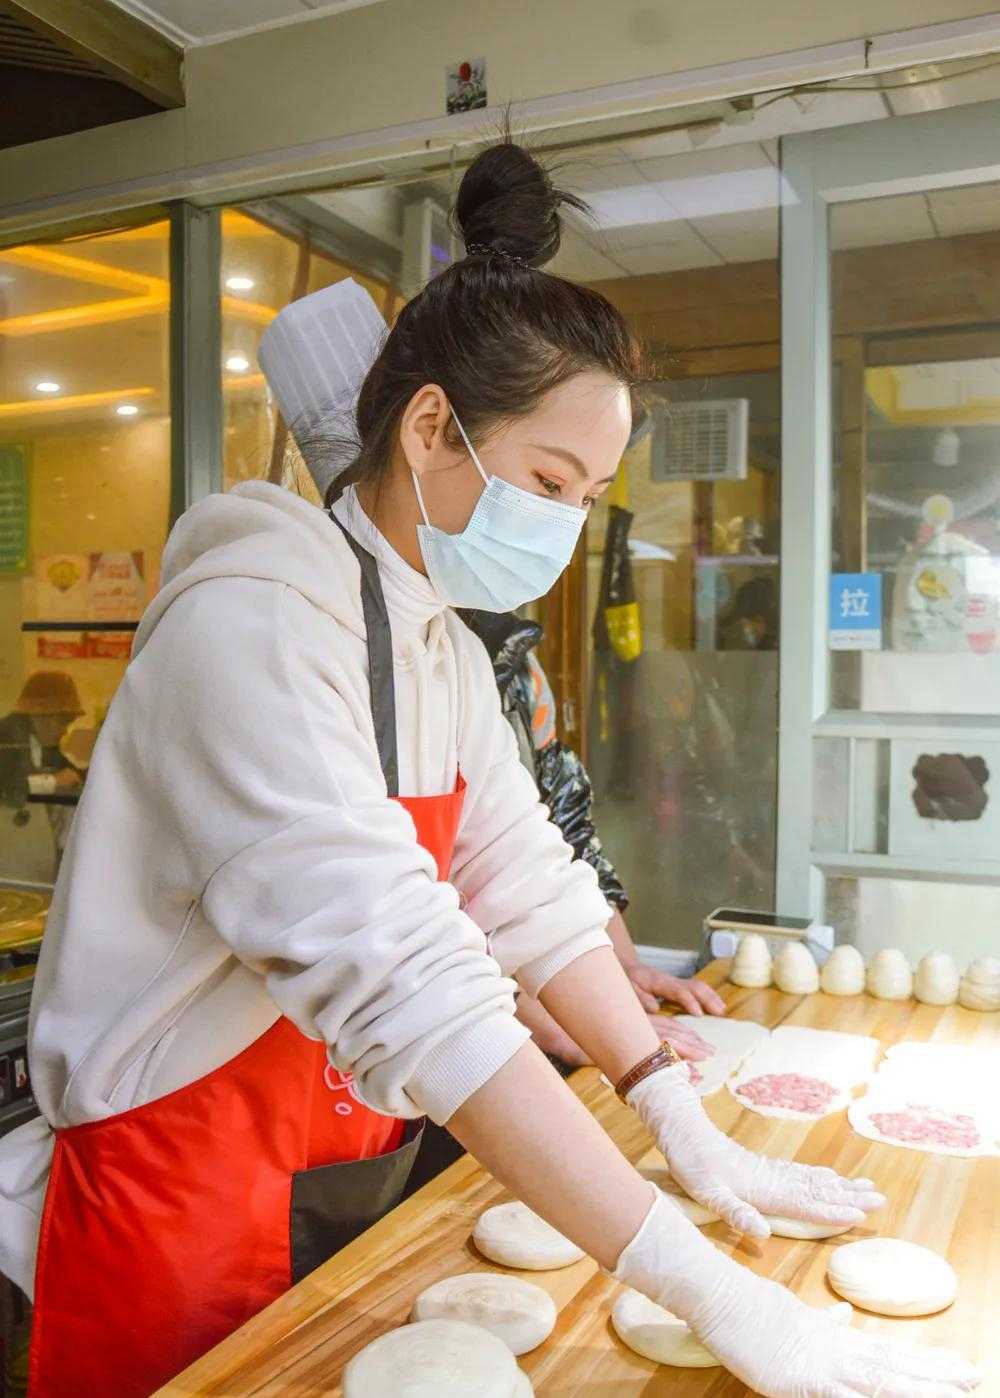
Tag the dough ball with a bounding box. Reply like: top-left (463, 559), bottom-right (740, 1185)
top-left (411, 1274), bottom-right (556, 1355)
top-left (914, 952), bottom-right (960, 1006)
top-left (820, 945), bottom-right (865, 997)
top-left (965, 954), bottom-right (1000, 985)
top-left (730, 932), bottom-right (773, 989)
top-left (959, 956), bottom-right (1000, 1010)
top-left (512, 1372), bottom-right (533, 1397)
top-left (611, 1287), bottom-right (719, 1368)
top-left (343, 1319), bottom-right (520, 1398)
top-left (866, 949), bottom-right (913, 1001)
top-left (774, 943), bottom-right (820, 995)
top-left (827, 1238), bottom-right (957, 1317)
top-left (473, 1202), bottom-right (585, 1271)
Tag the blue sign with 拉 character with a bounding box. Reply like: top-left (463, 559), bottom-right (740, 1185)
top-left (829, 572), bottom-right (882, 651)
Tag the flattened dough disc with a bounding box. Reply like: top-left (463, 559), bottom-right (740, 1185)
top-left (766, 1214), bottom-right (854, 1240)
top-left (343, 1319), bottom-right (520, 1398)
top-left (827, 1238), bottom-right (957, 1317)
top-left (473, 1202), bottom-right (585, 1271)
top-left (411, 1273), bottom-right (556, 1355)
top-left (611, 1287), bottom-right (719, 1368)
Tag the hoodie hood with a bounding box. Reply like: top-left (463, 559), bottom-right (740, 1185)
top-left (133, 481), bottom-right (368, 659)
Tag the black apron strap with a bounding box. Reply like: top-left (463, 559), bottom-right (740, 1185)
top-left (329, 512), bottom-right (400, 798)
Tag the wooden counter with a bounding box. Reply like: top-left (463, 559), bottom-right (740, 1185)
top-left (157, 961), bottom-right (1000, 1396)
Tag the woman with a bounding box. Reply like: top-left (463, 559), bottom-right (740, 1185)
top-left (0, 142), bottom-right (976, 1398)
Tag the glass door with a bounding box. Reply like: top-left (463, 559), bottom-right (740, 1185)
top-left (779, 98), bottom-right (1000, 964)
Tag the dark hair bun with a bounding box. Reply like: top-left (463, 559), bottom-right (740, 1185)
top-left (455, 141), bottom-right (587, 269)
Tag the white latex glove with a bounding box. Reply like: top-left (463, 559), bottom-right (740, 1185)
top-left (615, 1191), bottom-right (981, 1398)
top-left (628, 1063), bottom-right (885, 1238)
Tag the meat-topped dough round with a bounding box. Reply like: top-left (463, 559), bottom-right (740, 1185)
top-left (827, 1238), bottom-right (958, 1317)
top-left (342, 1319), bottom-right (522, 1398)
top-left (473, 1202), bottom-right (585, 1271)
top-left (411, 1273), bottom-right (556, 1355)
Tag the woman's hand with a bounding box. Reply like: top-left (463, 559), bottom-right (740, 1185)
top-left (627, 1064), bottom-right (885, 1237)
top-left (648, 1014), bottom-right (714, 1062)
top-left (616, 1193), bottom-right (980, 1398)
top-left (625, 963), bottom-right (727, 1017)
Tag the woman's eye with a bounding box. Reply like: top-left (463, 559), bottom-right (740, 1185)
top-left (538, 477), bottom-right (561, 496)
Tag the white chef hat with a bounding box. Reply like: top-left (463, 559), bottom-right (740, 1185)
top-left (257, 277), bottom-right (388, 497)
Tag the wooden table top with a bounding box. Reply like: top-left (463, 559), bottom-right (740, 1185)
top-left (158, 960), bottom-right (1000, 1397)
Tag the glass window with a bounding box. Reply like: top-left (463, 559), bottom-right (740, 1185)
top-left (826, 874), bottom-right (1000, 965)
top-left (830, 184), bottom-right (1000, 715)
top-left (0, 217), bottom-right (171, 889)
top-left (220, 208), bottom-right (402, 499)
top-left (555, 141), bottom-right (783, 949)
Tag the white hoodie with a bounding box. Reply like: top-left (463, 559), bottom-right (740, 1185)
top-left (0, 481), bottom-right (611, 1299)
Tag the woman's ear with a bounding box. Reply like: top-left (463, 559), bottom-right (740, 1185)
top-left (399, 384), bottom-right (453, 478)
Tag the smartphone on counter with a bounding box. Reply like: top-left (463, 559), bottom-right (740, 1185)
top-left (705, 908), bottom-right (815, 940)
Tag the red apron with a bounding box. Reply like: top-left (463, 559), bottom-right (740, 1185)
top-left (28, 514), bottom-right (467, 1397)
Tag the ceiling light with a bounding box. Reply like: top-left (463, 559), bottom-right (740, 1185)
top-left (585, 167), bottom-right (781, 229)
top-left (225, 354), bottom-right (250, 373)
top-left (35, 381), bottom-right (61, 394)
top-left (226, 276), bottom-right (255, 292)
top-left (116, 404), bottom-right (139, 417)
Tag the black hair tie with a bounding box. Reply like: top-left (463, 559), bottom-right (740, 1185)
top-left (464, 242), bottom-right (530, 268)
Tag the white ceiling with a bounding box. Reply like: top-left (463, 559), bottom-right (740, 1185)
top-left (317, 57), bottom-right (996, 283)
top-left (103, 10), bottom-right (1000, 282)
top-left (108, 0), bottom-right (385, 47)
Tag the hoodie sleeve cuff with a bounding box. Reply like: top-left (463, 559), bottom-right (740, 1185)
top-left (515, 928), bottom-right (613, 998)
top-left (403, 1011), bottom-right (532, 1125)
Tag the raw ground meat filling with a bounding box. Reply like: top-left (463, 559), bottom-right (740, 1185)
top-left (869, 1103), bottom-right (981, 1151)
top-left (687, 1063), bottom-right (703, 1086)
top-left (735, 1072), bottom-right (838, 1114)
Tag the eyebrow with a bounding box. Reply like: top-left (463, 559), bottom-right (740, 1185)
top-left (528, 443), bottom-right (617, 486)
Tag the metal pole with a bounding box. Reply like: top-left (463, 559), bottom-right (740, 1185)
top-left (169, 203), bottom-right (222, 525)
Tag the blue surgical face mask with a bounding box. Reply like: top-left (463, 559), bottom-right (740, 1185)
top-left (412, 411), bottom-right (587, 612)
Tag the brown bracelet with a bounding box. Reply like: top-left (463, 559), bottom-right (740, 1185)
top-left (614, 1041), bottom-right (683, 1101)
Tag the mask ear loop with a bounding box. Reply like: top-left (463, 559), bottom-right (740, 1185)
top-left (411, 470), bottom-right (432, 527)
top-left (450, 408), bottom-right (490, 487)
top-left (411, 405), bottom-right (489, 527)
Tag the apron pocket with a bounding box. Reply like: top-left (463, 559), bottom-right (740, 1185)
top-left (289, 1119), bottom-right (424, 1284)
